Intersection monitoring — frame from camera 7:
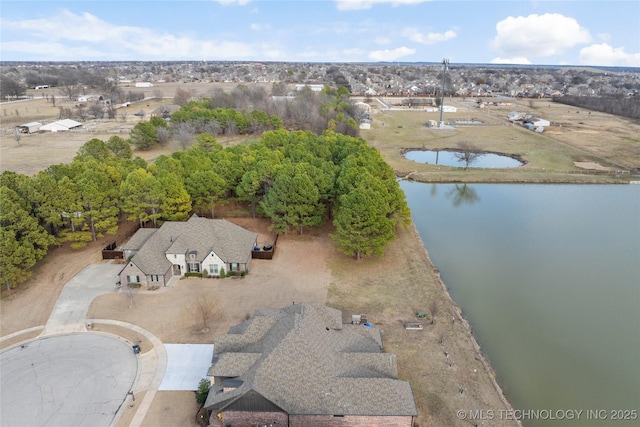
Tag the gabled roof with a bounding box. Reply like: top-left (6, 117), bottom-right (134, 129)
top-left (125, 215), bottom-right (257, 275)
top-left (40, 119), bottom-right (83, 132)
top-left (205, 304), bottom-right (417, 417)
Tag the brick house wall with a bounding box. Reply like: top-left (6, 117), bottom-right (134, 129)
top-left (211, 410), bottom-right (288, 426)
top-left (290, 414), bottom-right (413, 427)
top-left (209, 411), bottom-right (413, 427)
top-left (119, 262), bottom-right (172, 289)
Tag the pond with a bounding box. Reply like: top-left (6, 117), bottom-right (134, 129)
top-left (404, 149), bottom-right (523, 168)
top-left (401, 182), bottom-right (640, 427)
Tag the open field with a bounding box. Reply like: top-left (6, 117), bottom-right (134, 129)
top-left (3, 82), bottom-right (638, 181)
top-left (365, 97), bottom-right (640, 182)
top-left (0, 82), bottom-right (259, 175)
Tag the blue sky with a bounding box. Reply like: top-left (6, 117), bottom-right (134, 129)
top-left (1, 0), bottom-right (639, 66)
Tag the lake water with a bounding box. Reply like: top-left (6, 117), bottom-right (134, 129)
top-left (404, 150), bottom-right (523, 168)
top-left (401, 182), bottom-right (640, 427)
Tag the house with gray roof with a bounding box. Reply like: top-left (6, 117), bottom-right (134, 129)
top-left (118, 214), bottom-right (257, 288)
top-left (205, 304), bottom-right (417, 427)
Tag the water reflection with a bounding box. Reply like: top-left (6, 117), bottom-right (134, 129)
top-left (446, 183), bottom-right (480, 206)
top-left (405, 150), bottom-right (523, 168)
top-left (401, 182), bottom-right (640, 427)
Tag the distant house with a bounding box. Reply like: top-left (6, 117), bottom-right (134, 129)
top-left (295, 84), bottom-right (325, 92)
top-left (77, 94), bottom-right (102, 103)
top-left (118, 214), bottom-right (257, 288)
top-left (508, 111), bottom-right (526, 122)
top-left (150, 104), bottom-right (181, 119)
top-left (527, 117), bottom-right (550, 127)
top-left (205, 304), bottom-right (418, 427)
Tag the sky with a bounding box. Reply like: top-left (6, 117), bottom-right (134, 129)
top-left (1, 0), bottom-right (639, 66)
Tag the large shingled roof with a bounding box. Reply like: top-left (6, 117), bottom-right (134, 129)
top-left (126, 215), bottom-right (257, 275)
top-left (205, 304), bottom-right (418, 417)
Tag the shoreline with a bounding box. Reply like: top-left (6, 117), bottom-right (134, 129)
top-left (409, 221), bottom-right (523, 426)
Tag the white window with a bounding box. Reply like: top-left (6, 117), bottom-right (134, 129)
top-left (128, 275), bottom-right (139, 283)
top-left (230, 263), bottom-right (239, 272)
top-left (212, 264), bottom-right (219, 274)
top-left (150, 275), bottom-right (159, 282)
top-left (188, 263), bottom-right (200, 273)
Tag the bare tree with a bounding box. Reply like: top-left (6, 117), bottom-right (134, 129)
top-left (121, 284), bottom-right (139, 308)
top-left (60, 83), bottom-right (81, 101)
top-left (156, 127), bottom-right (171, 145)
top-left (87, 102), bottom-right (105, 119)
top-left (429, 299), bottom-right (439, 325)
top-left (172, 121), bottom-right (195, 149)
top-left (183, 294), bottom-right (221, 332)
top-left (75, 105), bottom-right (87, 121)
top-left (452, 142), bottom-right (483, 170)
top-left (174, 88), bottom-right (191, 106)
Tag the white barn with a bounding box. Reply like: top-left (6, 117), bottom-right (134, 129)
top-left (39, 119), bottom-right (83, 132)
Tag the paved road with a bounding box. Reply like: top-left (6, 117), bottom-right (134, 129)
top-left (1, 262), bottom-right (170, 427)
top-left (0, 333), bottom-right (137, 427)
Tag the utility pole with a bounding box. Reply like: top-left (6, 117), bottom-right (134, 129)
top-left (439, 58), bottom-right (449, 128)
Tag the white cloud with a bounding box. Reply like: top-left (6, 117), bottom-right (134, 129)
top-left (403, 28), bottom-right (456, 45)
top-left (490, 57), bottom-right (532, 65)
top-left (368, 46), bottom-right (415, 61)
top-left (0, 9), bottom-right (254, 60)
top-left (492, 13), bottom-right (591, 58)
top-left (597, 33), bottom-right (612, 42)
top-left (336, 0), bottom-right (430, 11)
top-left (250, 23), bottom-right (271, 31)
top-left (375, 36), bottom-right (391, 45)
top-left (579, 43), bottom-right (640, 67)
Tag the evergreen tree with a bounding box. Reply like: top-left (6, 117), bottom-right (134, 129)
top-left (0, 186), bottom-right (54, 290)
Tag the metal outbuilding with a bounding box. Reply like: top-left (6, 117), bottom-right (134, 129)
top-left (39, 119), bottom-right (83, 132)
top-left (15, 121), bottom-right (42, 134)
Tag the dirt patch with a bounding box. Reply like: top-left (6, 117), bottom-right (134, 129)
top-left (137, 391), bottom-right (199, 427)
top-left (573, 161), bottom-right (616, 171)
top-left (327, 224), bottom-right (518, 426)
top-left (87, 225), bottom-right (333, 344)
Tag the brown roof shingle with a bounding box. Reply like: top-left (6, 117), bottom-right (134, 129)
top-left (205, 304), bottom-right (417, 417)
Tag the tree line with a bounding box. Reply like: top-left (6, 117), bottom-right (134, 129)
top-left (1, 127), bottom-right (409, 291)
top-left (552, 95), bottom-right (640, 119)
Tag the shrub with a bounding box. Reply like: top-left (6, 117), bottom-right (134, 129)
top-left (240, 271), bottom-right (246, 277)
top-left (202, 269), bottom-right (208, 279)
top-left (185, 272), bottom-right (201, 278)
top-left (219, 267), bottom-right (226, 278)
top-left (195, 378), bottom-right (210, 405)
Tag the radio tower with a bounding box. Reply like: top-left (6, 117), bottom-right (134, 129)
top-left (439, 58), bottom-right (450, 128)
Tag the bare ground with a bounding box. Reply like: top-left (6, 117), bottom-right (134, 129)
top-left (2, 215), bottom-right (518, 427)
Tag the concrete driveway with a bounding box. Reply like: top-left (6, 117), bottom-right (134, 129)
top-left (43, 264), bottom-right (123, 335)
top-left (159, 344), bottom-right (214, 391)
top-left (0, 333), bottom-right (137, 427)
